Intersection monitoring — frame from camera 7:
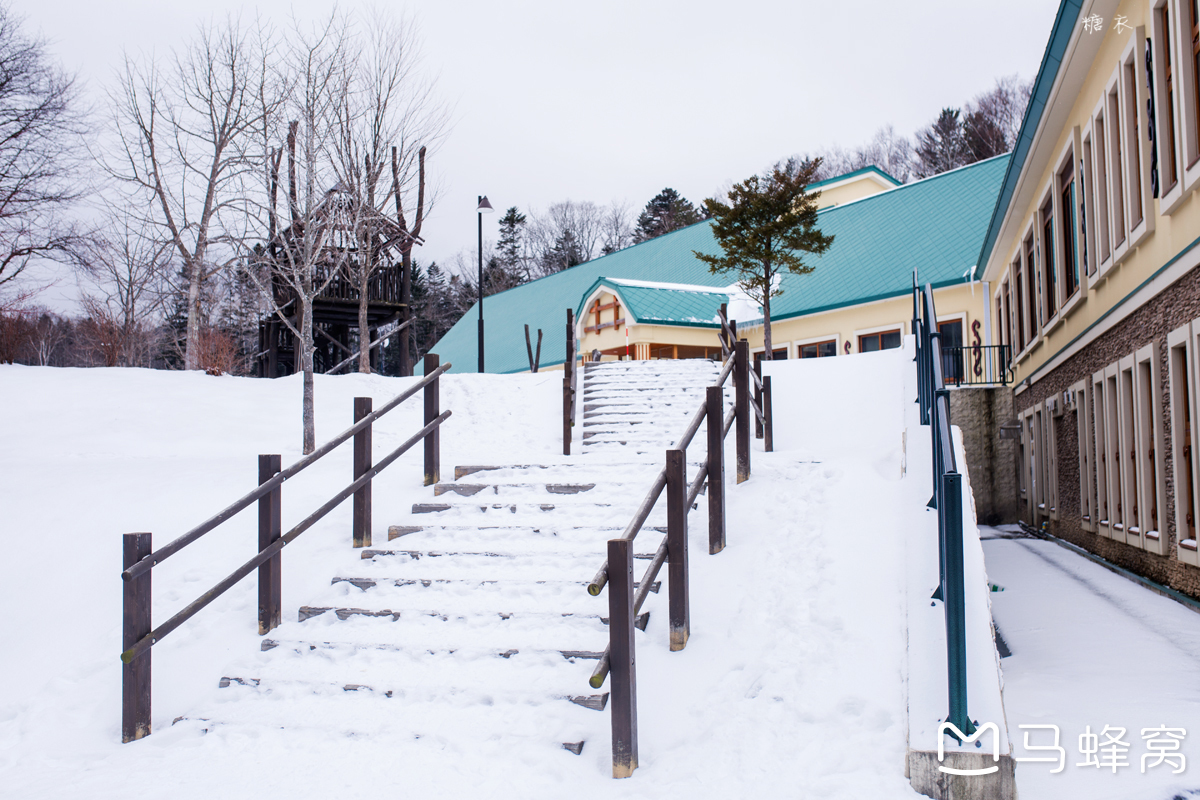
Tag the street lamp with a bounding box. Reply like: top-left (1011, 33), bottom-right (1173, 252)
top-left (477, 195), bottom-right (494, 373)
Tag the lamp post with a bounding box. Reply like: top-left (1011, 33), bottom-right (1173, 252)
top-left (477, 195), bottom-right (494, 372)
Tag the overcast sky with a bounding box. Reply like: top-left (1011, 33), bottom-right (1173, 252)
top-left (18, 0), bottom-right (1060, 307)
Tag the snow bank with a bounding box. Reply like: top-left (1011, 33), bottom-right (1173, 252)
top-left (0, 350), bottom-right (967, 798)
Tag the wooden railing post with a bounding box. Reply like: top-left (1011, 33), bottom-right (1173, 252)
top-left (257, 455), bottom-right (282, 635)
top-left (424, 353), bottom-right (441, 485)
top-left (706, 386), bottom-right (726, 554)
top-left (734, 340), bottom-right (751, 483)
top-left (564, 308), bottom-right (575, 456)
top-left (122, 532), bottom-right (152, 743)
top-left (665, 448), bottom-right (690, 651)
top-left (754, 359), bottom-right (764, 439)
top-left (353, 397), bottom-right (373, 548)
top-left (763, 375), bottom-right (774, 453)
top-left (607, 537), bottom-right (638, 778)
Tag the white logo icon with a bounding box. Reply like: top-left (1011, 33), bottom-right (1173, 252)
top-left (938, 722), bottom-right (1001, 776)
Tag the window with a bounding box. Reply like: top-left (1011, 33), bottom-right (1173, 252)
top-left (938, 319), bottom-right (964, 384)
top-left (753, 348), bottom-right (788, 368)
top-left (1081, 133), bottom-right (1098, 278)
top-left (1093, 369), bottom-right (1111, 532)
top-left (1059, 160), bottom-right (1080, 300)
top-left (1123, 58), bottom-right (1145, 229)
top-left (1186, 0), bottom-right (1200, 170)
top-left (1024, 234), bottom-right (1039, 336)
top-left (859, 329), bottom-right (901, 352)
top-left (1135, 344), bottom-right (1167, 554)
top-left (1118, 356), bottom-right (1138, 546)
top-left (1093, 106), bottom-right (1113, 267)
top-left (1104, 365), bottom-right (1124, 536)
top-left (798, 340), bottom-right (835, 359)
top-left (1107, 84), bottom-right (1128, 249)
top-left (1040, 198), bottom-right (1057, 323)
top-left (1074, 380), bottom-right (1098, 531)
top-left (1043, 398), bottom-right (1060, 519)
top-left (1169, 321), bottom-right (1200, 565)
top-left (1013, 258), bottom-right (1027, 351)
top-left (1156, 2), bottom-right (1182, 195)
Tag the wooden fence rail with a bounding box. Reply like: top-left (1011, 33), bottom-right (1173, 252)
top-left (120, 355), bottom-right (450, 742)
top-left (587, 325), bottom-right (758, 778)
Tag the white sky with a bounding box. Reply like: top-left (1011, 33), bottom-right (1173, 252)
top-left (17, 0), bottom-right (1061, 307)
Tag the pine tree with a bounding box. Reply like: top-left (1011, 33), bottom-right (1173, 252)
top-left (914, 108), bottom-right (970, 178)
top-left (633, 188), bottom-right (703, 243)
top-left (496, 207), bottom-right (528, 279)
top-left (694, 158), bottom-right (834, 361)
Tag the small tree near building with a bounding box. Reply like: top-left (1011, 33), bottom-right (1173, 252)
top-left (694, 158), bottom-right (834, 361)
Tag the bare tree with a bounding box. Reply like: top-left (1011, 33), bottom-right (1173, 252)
top-left (249, 15), bottom-right (358, 453)
top-left (75, 211), bottom-right (169, 367)
top-left (0, 3), bottom-right (87, 294)
top-left (331, 12), bottom-right (446, 374)
top-left (105, 18), bottom-right (277, 371)
top-left (526, 200), bottom-right (607, 277)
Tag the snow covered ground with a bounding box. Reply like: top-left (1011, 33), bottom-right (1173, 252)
top-left (983, 526), bottom-right (1200, 800)
top-left (3, 347), bottom-right (1158, 799)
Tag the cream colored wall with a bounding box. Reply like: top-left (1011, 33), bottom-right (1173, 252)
top-left (817, 176), bottom-right (893, 208)
top-left (989, 0), bottom-right (1200, 385)
top-left (573, 282), bottom-right (986, 364)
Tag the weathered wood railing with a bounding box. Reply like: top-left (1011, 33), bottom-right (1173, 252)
top-left (913, 282), bottom-right (974, 741)
top-left (119, 354), bottom-right (451, 743)
top-left (563, 308), bottom-right (577, 455)
top-left (586, 332), bottom-right (754, 778)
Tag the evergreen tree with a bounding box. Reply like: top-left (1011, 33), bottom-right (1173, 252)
top-left (914, 108), bottom-right (970, 178)
top-left (633, 188), bottom-right (703, 243)
top-left (496, 207), bottom-right (528, 279)
top-left (694, 158), bottom-right (834, 361)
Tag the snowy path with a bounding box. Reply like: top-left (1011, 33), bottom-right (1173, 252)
top-left (982, 526), bottom-right (1200, 800)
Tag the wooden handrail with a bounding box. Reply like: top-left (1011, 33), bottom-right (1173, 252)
top-left (120, 411), bottom-right (451, 664)
top-left (122, 362), bottom-right (451, 582)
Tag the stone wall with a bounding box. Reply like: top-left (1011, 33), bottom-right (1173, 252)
top-left (950, 387), bottom-right (1019, 525)
top-left (1006, 262), bottom-right (1200, 600)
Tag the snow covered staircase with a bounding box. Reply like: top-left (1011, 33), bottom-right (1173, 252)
top-left (581, 359), bottom-right (722, 453)
top-left (174, 358), bottom-right (728, 761)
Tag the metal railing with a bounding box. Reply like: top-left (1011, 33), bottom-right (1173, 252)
top-left (586, 308), bottom-right (762, 778)
top-left (119, 354), bottom-right (451, 743)
top-left (940, 344), bottom-right (1013, 386)
top-left (913, 281), bottom-right (974, 741)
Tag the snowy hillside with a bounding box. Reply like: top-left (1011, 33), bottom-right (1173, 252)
top-left (0, 352), bottom-right (962, 798)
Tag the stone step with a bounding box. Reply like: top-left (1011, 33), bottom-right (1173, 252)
top-left (216, 675), bottom-right (611, 712)
top-left (432, 483), bottom-right (597, 497)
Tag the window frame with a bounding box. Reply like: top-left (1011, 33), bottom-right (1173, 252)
top-left (1081, 124), bottom-right (1100, 284)
top-left (1091, 96), bottom-right (1115, 277)
top-left (794, 338), bottom-right (836, 359)
top-left (855, 325), bottom-right (904, 354)
top-left (1134, 342), bottom-right (1168, 554)
top-left (1104, 363), bottom-right (1124, 539)
top-left (1120, 30), bottom-right (1156, 248)
top-left (1105, 68), bottom-right (1131, 264)
top-left (1074, 379), bottom-right (1098, 531)
top-left (1038, 186), bottom-right (1060, 332)
top-left (1117, 354), bottom-right (1139, 547)
top-left (1093, 368), bottom-right (1112, 536)
top-left (1153, 0), bottom-right (1189, 212)
top-left (1170, 0), bottom-right (1200, 191)
top-left (1053, 132), bottom-right (1086, 318)
top-left (1169, 321), bottom-right (1200, 565)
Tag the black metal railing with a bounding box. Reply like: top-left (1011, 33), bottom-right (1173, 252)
top-left (940, 344), bottom-right (1013, 386)
top-left (119, 354), bottom-right (451, 743)
top-left (912, 280), bottom-right (974, 741)
top-left (586, 304), bottom-right (767, 778)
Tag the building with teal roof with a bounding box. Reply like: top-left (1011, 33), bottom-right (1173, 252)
top-left (427, 154), bottom-right (1011, 374)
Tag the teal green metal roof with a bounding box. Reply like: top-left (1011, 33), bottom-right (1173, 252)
top-left (976, 0), bottom-right (1083, 272)
top-left (576, 278), bottom-right (727, 328)
top-left (426, 152), bottom-right (1011, 374)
